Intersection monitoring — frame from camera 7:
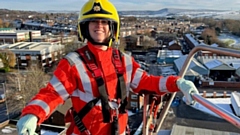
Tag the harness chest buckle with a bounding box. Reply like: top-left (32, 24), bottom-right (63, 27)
top-left (108, 100), bottom-right (120, 117)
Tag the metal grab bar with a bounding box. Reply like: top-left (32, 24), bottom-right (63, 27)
top-left (192, 93), bottom-right (240, 128)
top-left (152, 45), bottom-right (240, 132)
top-left (179, 45), bottom-right (240, 129)
top-left (144, 45), bottom-right (240, 135)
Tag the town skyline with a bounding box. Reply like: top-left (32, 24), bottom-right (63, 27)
top-left (0, 0), bottom-right (239, 12)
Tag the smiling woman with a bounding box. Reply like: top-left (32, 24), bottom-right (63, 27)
top-left (88, 19), bottom-right (110, 44)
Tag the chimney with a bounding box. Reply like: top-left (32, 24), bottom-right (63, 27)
top-left (29, 31), bottom-right (32, 42)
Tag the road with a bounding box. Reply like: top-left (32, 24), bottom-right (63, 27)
top-left (0, 102), bottom-right (8, 122)
top-left (0, 101), bottom-right (21, 124)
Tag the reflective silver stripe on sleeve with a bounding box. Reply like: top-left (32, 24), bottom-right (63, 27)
top-left (123, 53), bottom-right (132, 94)
top-left (72, 89), bottom-right (94, 102)
top-left (159, 76), bottom-right (169, 93)
top-left (130, 68), bottom-right (144, 89)
top-left (65, 52), bottom-right (93, 97)
top-left (49, 75), bottom-right (69, 101)
top-left (27, 99), bottom-right (50, 116)
top-left (72, 89), bottom-right (101, 106)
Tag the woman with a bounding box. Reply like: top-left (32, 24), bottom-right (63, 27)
top-left (17, 0), bottom-right (199, 135)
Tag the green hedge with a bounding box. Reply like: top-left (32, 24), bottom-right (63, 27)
top-left (0, 67), bottom-right (10, 73)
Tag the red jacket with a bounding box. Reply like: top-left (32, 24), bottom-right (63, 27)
top-left (21, 42), bottom-right (180, 135)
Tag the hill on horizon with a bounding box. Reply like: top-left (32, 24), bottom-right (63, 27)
top-left (118, 8), bottom-right (229, 15)
top-left (0, 7), bottom-right (231, 15)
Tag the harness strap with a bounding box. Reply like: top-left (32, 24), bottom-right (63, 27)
top-left (96, 77), bottom-right (111, 123)
top-left (77, 46), bottom-right (112, 123)
top-left (73, 97), bottom-right (99, 134)
top-left (72, 46), bottom-right (128, 134)
top-left (112, 49), bottom-right (124, 74)
top-left (113, 49), bottom-right (128, 114)
top-left (77, 46), bottom-right (102, 78)
top-left (117, 74), bottom-right (128, 113)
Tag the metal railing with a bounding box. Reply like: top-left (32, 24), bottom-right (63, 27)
top-left (143, 45), bottom-right (240, 135)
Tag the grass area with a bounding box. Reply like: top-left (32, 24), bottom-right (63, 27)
top-left (223, 39), bottom-right (235, 46)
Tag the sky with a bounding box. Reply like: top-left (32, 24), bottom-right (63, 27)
top-left (0, 0), bottom-right (239, 12)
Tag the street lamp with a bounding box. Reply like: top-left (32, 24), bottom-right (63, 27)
top-left (16, 57), bottom-right (21, 91)
top-left (16, 56), bottom-right (20, 72)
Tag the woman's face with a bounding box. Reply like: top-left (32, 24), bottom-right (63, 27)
top-left (88, 19), bottom-right (110, 43)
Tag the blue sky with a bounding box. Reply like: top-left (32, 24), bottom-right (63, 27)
top-left (0, 0), bottom-right (239, 11)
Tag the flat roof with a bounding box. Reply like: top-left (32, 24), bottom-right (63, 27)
top-left (0, 30), bottom-right (41, 34)
top-left (0, 42), bottom-right (64, 55)
top-left (171, 124), bottom-right (239, 135)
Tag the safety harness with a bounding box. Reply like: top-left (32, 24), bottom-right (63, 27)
top-left (72, 46), bottom-right (128, 135)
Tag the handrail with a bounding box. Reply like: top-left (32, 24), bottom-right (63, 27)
top-left (192, 93), bottom-right (240, 128)
top-left (153, 45), bottom-right (240, 133)
top-left (179, 45), bottom-right (240, 129)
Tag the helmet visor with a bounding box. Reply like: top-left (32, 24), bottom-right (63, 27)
top-left (79, 18), bottom-right (115, 24)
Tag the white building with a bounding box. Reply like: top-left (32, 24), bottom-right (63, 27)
top-left (0, 29), bottom-right (41, 44)
top-left (0, 42), bottom-right (64, 68)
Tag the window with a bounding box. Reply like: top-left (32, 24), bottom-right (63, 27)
top-left (131, 95), bottom-right (138, 99)
top-left (130, 102), bottom-right (137, 107)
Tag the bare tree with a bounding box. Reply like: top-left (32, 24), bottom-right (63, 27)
top-left (201, 28), bottom-right (217, 45)
top-left (201, 28), bottom-right (227, 47)
top-left (142, 37), bottom-right (157, 50)
top-left (5, 66), bottom-right (51, 113)
top-left (118, 37), bottom-right (126, 51)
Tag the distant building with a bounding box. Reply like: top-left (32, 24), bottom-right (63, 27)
top-left (0, 42), bottom-right (64, 69)
top-left (0, 29), bottom-right (42, 44)
top-left (168, 40), bottom-right (181, 50)
top-left (174, 54), bottom-right (240, 88)
top-left (126, 91), bottom-right (144, 111)
top-left (183, 33), bottom-right (206, 49)
top-left (157, 50), bottom-right (183, 64)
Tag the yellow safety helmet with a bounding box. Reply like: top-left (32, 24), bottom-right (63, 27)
top-left (78, 0), bottom-right (120, 47)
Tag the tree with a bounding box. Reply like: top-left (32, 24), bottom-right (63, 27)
top-left (202, 18), bottom-right (217, 28)
top-left (201, 28), bottom-right (227, 48)
top-left (117, 37), bottom-right (126, 51)
top-left (0, 19), bottom-right (3, 28)
top-left (3, 22), bottom-right (10, 28)
top-left (45, 14), bottom-right (49, 20)
top-left (64, 39), bottom-right (85, 54)
top-left (5, 66), bottom-right (51, 113)
top-left (201, 28), bottom-right (217, 45)
top-left (141, 36), bottom-right (157, 50)
top-left (0, 50), bottom-right (16, 71)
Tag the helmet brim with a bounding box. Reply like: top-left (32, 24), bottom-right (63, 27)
top-left (79, 17), bottom-right (116, 24)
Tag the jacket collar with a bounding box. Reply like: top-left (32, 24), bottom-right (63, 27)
top-left (87, 41), bottom-right (113, 61)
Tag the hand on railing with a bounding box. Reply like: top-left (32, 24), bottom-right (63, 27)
top-left (16, 114), bottom-right (38, 135)
top-left (177, 78), bottom-right (199, 105)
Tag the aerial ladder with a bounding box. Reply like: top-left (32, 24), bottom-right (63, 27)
top-left (142, 45), bottom-right (240, 135)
